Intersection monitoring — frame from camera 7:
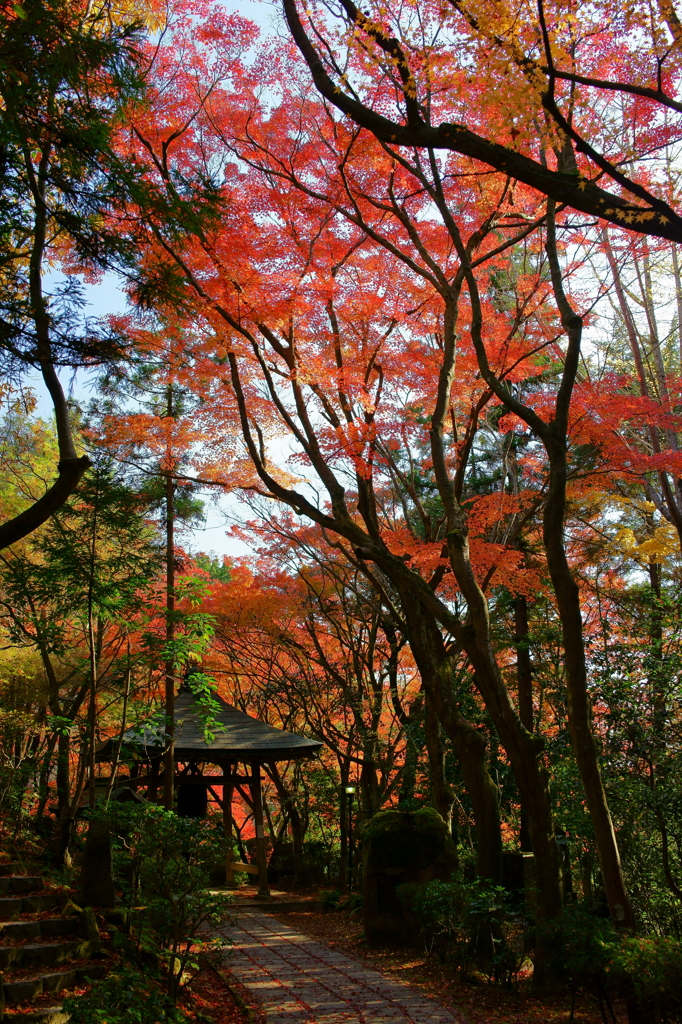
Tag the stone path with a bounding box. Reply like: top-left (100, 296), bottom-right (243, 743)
top-left (218, 911), bottom-right (461, 1024)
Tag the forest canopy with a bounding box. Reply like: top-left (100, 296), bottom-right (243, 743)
top-left (2, 0), bottom-right (682, 1017)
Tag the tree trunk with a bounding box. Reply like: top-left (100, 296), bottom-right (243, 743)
top-left (36, 732), bottom-right (58, 820)
top-left (87, 612), bottom-right (98, 812)
top-left (424, 691), bottom-right (455, 832)
top-left (339, 778), bottom-right (348, 888)
top-left (56, 731), bottom-right (70, 822)
top-left (448, 712), bottom-right (501, 882)
top-left (458, 206), bottom-right (633, 934)
top-left (52, 738), bottom-right (89, 869)
top-left (399, 692), bottom-right (423, 805)
top-left (514, 597), bottom-right (534, 731)
top-left (515, 597), bottom-right (534, 851)
top-left (419, 281), bottom-right (563, 932)
top-left (403, 604), bottom-right (503, 883)
top-left (105, 656), bottom-right (132, 807)
top-left (360, 754), bottom-right (381, 818)
top-left (0, 157), bottom-right (90, 551)
top-left (163, 468), bottom-right (176, 811)
top-left (544, 439), bottom-right (635, 931)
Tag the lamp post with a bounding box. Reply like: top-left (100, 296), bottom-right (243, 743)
top-left (344, 784), bottom-right (356, 892)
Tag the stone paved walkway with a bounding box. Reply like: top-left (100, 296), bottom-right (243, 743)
top-left (217, 911), bottom-right (461, 1024)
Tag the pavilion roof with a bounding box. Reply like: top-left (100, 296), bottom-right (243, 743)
top-left (96, 687), bottom-right (322, 764)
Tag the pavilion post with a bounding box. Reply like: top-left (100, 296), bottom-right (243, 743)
top-left (250, 761), bottom-right (270, 897)
top-left (222, 762), bottom-right (236, 886)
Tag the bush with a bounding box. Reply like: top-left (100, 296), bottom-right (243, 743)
top-left (398, 876), bottom-right (470, 954)
top-left (321, 888), bottom-right (343, 910)
top-left (541, 904), bottom-right (617, 996)
top-left (62, 966), bottom-right (189, 1023)
top-left (321, 888), bottom-right (363, 915)
top-left (108, 805), bottom-right (232, 1000)
top-left (610, 935), bottom-right (682, 1022)
top-left (542, 905), bottom-right (682, 1021)
top-left (399, 876), bottom-right (527, 986)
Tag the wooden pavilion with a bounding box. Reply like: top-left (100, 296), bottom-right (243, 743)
top-left (96, 688), bottom-right (322, 895)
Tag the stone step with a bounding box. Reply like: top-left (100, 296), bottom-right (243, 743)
top-left (3, 968), bottom-right (77, 1007)
top-left (0, 919), bottom-right (42, 941)
top-left (0, 938), bottom-right (88, 971)
top-left (0, 871), bottom-right (106, 1017)
top-left (0, 862), bottom-right (21, 877)
top-left (0, 877), bottom-right (43, 896)
top-left (22, 892), bottom-right (66, 917)
top-left (76, 963), bottom-right (107, 983)
top-left (0, 897), bottom-right (23, 920)
top-left (2, 1007), bottom-right (70, 1023)
top-left (40, 918), bottom-right (79, 940)
top-left (0, 917), bottom-right (79, 942)
top-left (3, 961), bottom-right (108, 1006)
top-left (23, 892), bottom-right (69, 916)
top-left (0, 890), bottom-right (69, 922)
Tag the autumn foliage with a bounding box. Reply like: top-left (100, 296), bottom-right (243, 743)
top-left (2, 0), bottom-right (682, 1018)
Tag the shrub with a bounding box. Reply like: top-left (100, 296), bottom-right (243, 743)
top-left (399, 876), bottom-right (527, 986)
top-left (541, 903), bottom-right (618, 996)
top-left (62, 966), bottom-right (189, 1023)
top-left (398, 876), bottom-right (470, 954)
top-left (109, 805), bottom-right (232, 1000)
top-left (542, 905), bottom-right (682, 1021)
top-left (610, 935), bottom-right (682, 1022)
top-left (321, 888), bottom-right (362, 914)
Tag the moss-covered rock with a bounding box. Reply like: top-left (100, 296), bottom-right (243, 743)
top-left (361, 807), bottom-right (458, 946)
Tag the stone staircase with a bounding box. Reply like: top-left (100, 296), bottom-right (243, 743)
top-left (0, 859), bottom-right (109, 1023)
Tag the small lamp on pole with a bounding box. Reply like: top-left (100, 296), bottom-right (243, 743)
top-left (344, 785), bottom-right (356, 891)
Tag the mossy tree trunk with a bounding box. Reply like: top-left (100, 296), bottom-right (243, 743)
top-left (424, 692), bottom-right (455, 833)
top-left (402, 600), bottom-right (503, 883)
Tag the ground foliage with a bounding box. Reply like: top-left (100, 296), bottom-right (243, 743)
top-left (62, 965), bottom-right (190, 1024)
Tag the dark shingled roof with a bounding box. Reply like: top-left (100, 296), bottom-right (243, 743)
top-left (97, 688), bottom-right (322, 764)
